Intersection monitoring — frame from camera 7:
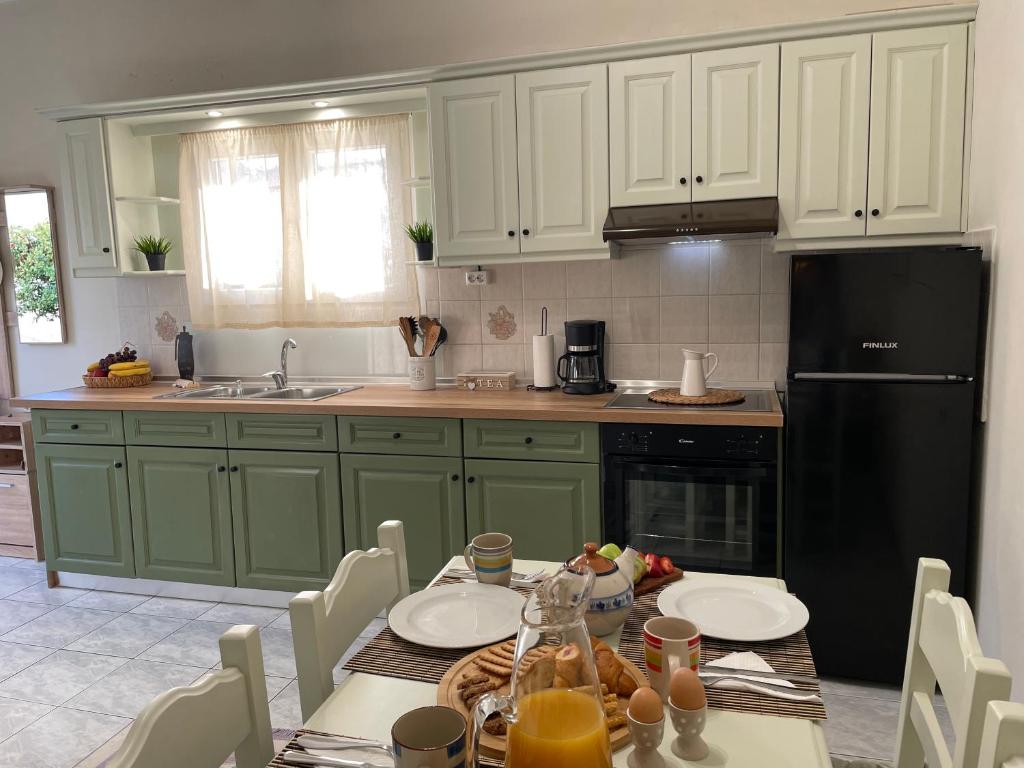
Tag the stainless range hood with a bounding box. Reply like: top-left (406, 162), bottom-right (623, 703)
top-left (602, 197), bottom-right (778, 245)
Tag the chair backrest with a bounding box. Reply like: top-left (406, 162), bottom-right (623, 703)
top-left (290, 519), bottom-right (409, 720)
top-left (978, 701), bottom-right (1024, 768)
top-left (107, 625), bottom-right (273, 768)
top-left (896, 558), bottom-right (1012, 768)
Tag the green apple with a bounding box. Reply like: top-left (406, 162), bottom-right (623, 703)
top-left (597, 542), bottom-right (622, 560)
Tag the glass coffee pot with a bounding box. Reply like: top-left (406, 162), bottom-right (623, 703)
top-left (472, 565), bottom-right (612, 768)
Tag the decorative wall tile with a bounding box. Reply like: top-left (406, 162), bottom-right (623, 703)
top-left (661, 244), bottom-right (710, 295)
top-left (482, 300), bottom-right (521, 343)
top-left (707, 343), bottom-right (759, 382)
top-left (710, 240), bottom-right (762, 294)
top-left (523, 262), bottom-right (567, 299)
top-left (566, 260), bottom-right (611, 298)
top-left (611, 298), bottom-right (660, 343)
top-left (709, 295), bottom-right (760, 343)
top-left (660, 295), bottom-right (709, 343)
top-left (611, 250), bottom-right (660, 297)
top-left (154, 310), bottom-right (179, 342)
top-left (481, 263), bottom-right (523, 300)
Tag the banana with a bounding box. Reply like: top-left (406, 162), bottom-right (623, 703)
top-left (109, 360), bottom-right (150, 372)
top-left (108, 366), bottom-right (151, 378)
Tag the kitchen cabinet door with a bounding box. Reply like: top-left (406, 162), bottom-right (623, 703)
top-left (867, 25), bottom-right (968, 235)
top-left (691, 44), bottom-right (780, 202)
top-left (428, 76), bottom-right (521, 261)
top-left (778, 35), bottom-right (871, 238)
top-left (515, 65), bottom-right (609, 253)
top-left (229, 450), bottom-right (342, 591)
top-left (35, 443), bottom-right (134, 577)
top-left (127, 447), bottom-right (234, 586)
top-left (56, 118), bottom-right (117, 274)
top-left (464, 459), bottom-right (600, 563)
top-left (609, 55), bottom-right (692, 206)
top-left (341, 454), bottom-right (464, 590)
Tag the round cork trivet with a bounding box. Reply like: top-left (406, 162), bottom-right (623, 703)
top-left (648, 387), bottom-right (746, 406)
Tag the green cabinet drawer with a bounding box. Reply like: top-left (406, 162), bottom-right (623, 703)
top-left (230, 450), bottom-right (343, 591)
top-left (124, 411), bottom-right (227, 448)
top-left (127, 446), bottom-right (235, 586)
top-left (35, 443), bottom-right (135, 577)
top-left (226, 413), bottom-right (338, 452)
top-left (465, 458), bottom-right (601, 563)
top-left (463, 419), bottom-right (599, 463)
top-left (33, 409), bottom-right (124, 445)
top-left (341, 454), bottom-right (465, 590)
top-left (339, 416), bottom-right (461, 457)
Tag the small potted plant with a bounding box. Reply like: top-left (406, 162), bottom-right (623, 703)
top-left (404, 221), bottom-right (434, 262)
top-left (134, 235), bottom-right (173, 271)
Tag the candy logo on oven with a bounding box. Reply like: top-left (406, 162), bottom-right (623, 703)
top-left (862, 341), bottom-right (899, 349)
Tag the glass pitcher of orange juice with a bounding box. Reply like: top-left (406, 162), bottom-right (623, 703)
top-left (472, 566), bottom-right (612, 768)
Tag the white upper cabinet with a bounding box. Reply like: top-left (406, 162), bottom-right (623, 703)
top-left (609, 55), bottom-right (691, 206)
top-left (515, 65), bottom-right (609, 254)
top-left (428, 76), bottom-right (520, 260)
top-left (778, 35), bottom-right (871, 238)
top-left (867, 25), bottom-right (968, 235)
top-left (691, 44), bottom-right (780, 202)
top-left (56, 118), bottom-right (117, 274)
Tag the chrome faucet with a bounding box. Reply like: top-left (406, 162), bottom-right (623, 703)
top-left (263, 338), bottom-right (298, 389)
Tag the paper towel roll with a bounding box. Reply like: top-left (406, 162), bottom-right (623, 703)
top-left (532, 335), bottom-right (557, 389)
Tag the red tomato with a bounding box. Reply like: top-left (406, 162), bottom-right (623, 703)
top-left (659, 556), bottom-right (675, 574)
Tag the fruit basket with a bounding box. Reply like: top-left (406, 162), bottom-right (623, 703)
top-left (82, 343), bottom-right (153, 388)
top-left (82, 371), bottom-right (153, 388)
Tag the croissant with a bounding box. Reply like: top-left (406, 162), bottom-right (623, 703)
top-left (590, 637), bottom-right (639, 697)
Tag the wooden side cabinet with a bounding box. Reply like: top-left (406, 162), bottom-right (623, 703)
top-left (0, 415), bottom-right (45, 562)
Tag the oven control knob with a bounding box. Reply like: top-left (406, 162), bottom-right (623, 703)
top-left (629, 432), bottom-right (639, 444)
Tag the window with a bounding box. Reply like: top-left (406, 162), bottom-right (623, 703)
top-left (178, 114), bottom-right (418, 329)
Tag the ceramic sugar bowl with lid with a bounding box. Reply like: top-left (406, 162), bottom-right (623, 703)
top-left (568, 543), bottom-right (635, 636)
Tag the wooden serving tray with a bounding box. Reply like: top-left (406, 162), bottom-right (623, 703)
top-left (634, 569), bottom-right (684, 597)
top-left (438, 641), bottom-right (647, 760)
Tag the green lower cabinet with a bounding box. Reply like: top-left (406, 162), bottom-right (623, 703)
top-left (341, 454), bottom-right (465, 589)
top-left (126, 447), bottom-right (234, 586)
top-left (229, 450), bottom-right (343, 591)
top-left (464, 459), bottom-right (601, 562)
top-left (35, 443), bottom-right (135, 577)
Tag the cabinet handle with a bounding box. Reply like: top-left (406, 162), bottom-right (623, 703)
top-left (695, 175), bottom-right (704, 184)
top-left (102, 247), bottom-right (111, 253)
top-left (679, 177), bottom-right (687, 185)
top-left (467, 476), bottom-right (475, 484)
top-left (451, 474), bottom-right (459, 482)
top-left (507, 230), bottom-right (515, 238)
top-left (0, 483), bottom-right (14, 489)
top-left (871, 208), bottom-right (880, 217)
top-left (855, 209), bottom-right (863, 218)
top-left (230, 466), bottom-right (239, 472)
top-left (392, 432), bottom-right (401, 439)
top-left (70, 424), bottom-right (79, 430)
top-left (218, 466), bottom-right (226, 472)
top-left (522, 228), bottom-right (530, 236)
top-left (524, 436), bottom-right (533, 445)
top-left (114, 462), bottom-right (123, 469)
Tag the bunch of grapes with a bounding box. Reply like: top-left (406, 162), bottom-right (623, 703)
top-left (98, 344), bottom-right (138, 372)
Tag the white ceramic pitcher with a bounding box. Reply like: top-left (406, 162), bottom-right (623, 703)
top-left (680, 348), bottom-right (719, 396)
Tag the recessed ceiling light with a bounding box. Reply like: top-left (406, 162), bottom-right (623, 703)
top-left (312, 100), bottom-right (330, 108)
top-left (206, 110), bottom-right (223, 117)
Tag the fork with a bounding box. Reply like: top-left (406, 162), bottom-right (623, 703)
top-left (699, 674), bottom-right (822, 702)
top-left (445, 567), bottom-right (547, 582)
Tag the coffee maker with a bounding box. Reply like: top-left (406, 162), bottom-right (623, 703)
top-left (557, 320), bottom-right (614, 395)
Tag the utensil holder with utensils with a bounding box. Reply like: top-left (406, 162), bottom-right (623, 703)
top-left (399, 315), bottom-right (445, 390)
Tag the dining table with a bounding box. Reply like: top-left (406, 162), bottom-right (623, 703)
top-left (297, 556), bottom-right (832, 768)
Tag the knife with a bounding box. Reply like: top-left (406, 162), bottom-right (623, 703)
top-left (281, 750), bottom-right (376, 768)
top-left (699, 664), bottom-right (818, 685)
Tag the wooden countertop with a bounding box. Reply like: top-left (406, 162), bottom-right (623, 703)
top-left (12, 384), bottom-right (783, 427)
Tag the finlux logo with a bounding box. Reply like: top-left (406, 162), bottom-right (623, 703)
top-left (862, 341), bottom-right (899, 349)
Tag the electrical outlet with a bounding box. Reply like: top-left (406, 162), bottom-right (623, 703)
top-left (465, 269), bottom-right (490, 286)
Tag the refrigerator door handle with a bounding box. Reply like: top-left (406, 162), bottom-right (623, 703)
top-left (791, 372), bottom-right (973, 383)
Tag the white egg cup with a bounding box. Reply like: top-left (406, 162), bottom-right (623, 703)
top-left (668, 701), bottom-right (709, 761)
top-left (627, 711), bottom-right (666, 768)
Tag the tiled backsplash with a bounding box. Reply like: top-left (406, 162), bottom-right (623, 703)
top-left (421, 238), bottom-right (790, 387)
top-left (115, 238), bottom-right (790, 385)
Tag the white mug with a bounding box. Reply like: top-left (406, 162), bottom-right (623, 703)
top-left (463, 532), bottom-right (513, 587)
top-left (392, 706), bottom-right (467, 768)
top-left (680, 348), bottom-right (719, 396)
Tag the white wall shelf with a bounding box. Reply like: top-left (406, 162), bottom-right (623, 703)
top-left (114, 195), bottom-right (180, 205)
top-left (120, 269), bottom-right (186, 277)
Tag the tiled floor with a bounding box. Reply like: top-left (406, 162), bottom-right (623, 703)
top-left (0, 557), bottom-right (381, 768)
top-left (0, 556), bottom-right (954, 767)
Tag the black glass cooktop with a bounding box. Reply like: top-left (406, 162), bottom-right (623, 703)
top-left (603, 388), bottom-right (777, 412)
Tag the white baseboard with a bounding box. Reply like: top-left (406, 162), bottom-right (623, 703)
top-left (55, 572), bottom-right (296, 609)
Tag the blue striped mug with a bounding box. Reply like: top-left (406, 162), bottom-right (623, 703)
top-left (463, 532), bottom-right (513, 587)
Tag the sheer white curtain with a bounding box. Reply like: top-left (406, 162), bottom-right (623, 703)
top-left (178, 114), bottom-right (418, 329)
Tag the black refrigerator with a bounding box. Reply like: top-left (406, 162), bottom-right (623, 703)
top-left (785, 247), bottom-right (983, 684)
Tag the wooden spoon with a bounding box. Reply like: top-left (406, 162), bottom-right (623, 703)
top-left (398, 317), bottom-right (419, 357)
top-left (422, 324), bottom-right (442, 357)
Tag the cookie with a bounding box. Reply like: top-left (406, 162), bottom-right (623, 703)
top-left (475, 657), bottom-right (514, 678)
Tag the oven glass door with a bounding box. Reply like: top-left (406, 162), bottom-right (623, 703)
top-left (605, 457), bottom-right (777, 576)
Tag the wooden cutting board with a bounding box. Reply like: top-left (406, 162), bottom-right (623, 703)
top-left (634, 569), bottom-right (684, 597)
top-left (438, 641), bottom-right (647, 760)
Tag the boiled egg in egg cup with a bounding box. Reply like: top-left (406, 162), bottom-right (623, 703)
top-left (627, 686), bottom-right (666, 768)
top-left (668, 667), bottom-right (709, 760)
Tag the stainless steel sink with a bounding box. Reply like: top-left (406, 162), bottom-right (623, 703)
top-left (244, 385), bottom-right (362, 401)
top-left (157, 384), bottom-right (277, 400)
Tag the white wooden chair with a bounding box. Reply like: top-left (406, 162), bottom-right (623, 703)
top-left (106, 624), bottom-right (273, 768)
top-left (895, 558), bottom-right (1012, 768)
top-left (978, 701), bottom-right (1024, 768)
top-left (290, 519), bottom-right (410, 720)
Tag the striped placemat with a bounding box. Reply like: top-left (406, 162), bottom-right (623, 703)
top-left (270, 729), bottom-right (503, 768)
top-left (344, 575), bottom-right (827, 721)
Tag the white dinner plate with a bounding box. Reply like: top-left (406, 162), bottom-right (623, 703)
top-left (388, 583), bottom-right (526, 649)
top-left (656, 581), bottom-right (809, 642)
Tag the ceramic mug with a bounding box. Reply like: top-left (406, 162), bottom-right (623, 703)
top-left (644, 616), bottom-right (701, 702)
top-left (392, 705), bottom-right (467, 768)
top-left (463, 532), bottom-right (513, 587)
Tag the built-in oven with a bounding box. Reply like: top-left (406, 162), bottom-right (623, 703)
top-left (602, 423), bottom-right (780, 577)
